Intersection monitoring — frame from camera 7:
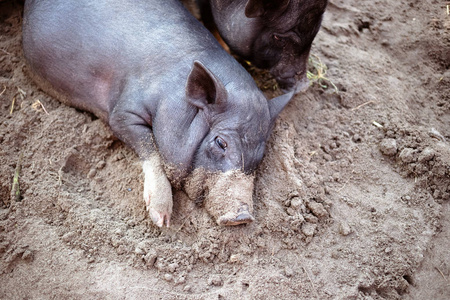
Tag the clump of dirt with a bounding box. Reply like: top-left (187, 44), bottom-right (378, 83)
top-left (1, 0), bottom-right (449, 299)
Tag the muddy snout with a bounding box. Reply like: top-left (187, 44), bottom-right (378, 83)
top-left (184, 169), bottom-right (255, 226)
top-left (293, 73), bottom-right (310, 93)
top-left (277, 72), bottom-right (310, 94)
top-left (216, 203), bottom-right (254, 226)
top-left (205, 171), bottom-right (255, 226)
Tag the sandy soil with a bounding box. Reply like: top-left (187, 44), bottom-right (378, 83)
top-left (1, 0), bottom-right (449, 299)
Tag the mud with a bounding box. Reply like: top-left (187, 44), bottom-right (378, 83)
top-left (1, 0), bottom-right (449, 299)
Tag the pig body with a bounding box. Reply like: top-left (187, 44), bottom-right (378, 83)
top-left (197, 0), bottom-right (328, 93)
top-left (23, 0), bottom-right (292, 227)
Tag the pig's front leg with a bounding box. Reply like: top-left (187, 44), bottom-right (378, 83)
top-left (108, 102), bottom-right (172, 227)
top-left (142, 154), bottom-right (173, 227)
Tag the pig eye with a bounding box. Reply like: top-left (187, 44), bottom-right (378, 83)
top-left (215, 136), bottom-right (227, 151)
top-left (272, 34), bottom-right (285, 46)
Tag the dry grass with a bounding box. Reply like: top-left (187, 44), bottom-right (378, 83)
top-left (307, 54), bottom-right (339, 93)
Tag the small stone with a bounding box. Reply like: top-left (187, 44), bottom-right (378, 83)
top-left (61, 231), bottom-right (77, 243)
top-left (286, 207), bottom-right (296, 216)
top-left (433, 189), bottom-right (440, 198)
top-left (22, 250), bottom-right (34, 262)
top-left (176, 276), bottom-right (186, 285)
top-left (339, 221), bottom-right (352, 236)
top-left (304, 214), bottom-right (318, 224)
top-left (208, 275), bottom-right (223, 286)
top-left (168, 262), bottom-right (179, 273)
top-left (381, 39), bottom-right (390, 46)
top-left (301, 223), bottom-right (317, 237)
top-left (429, 128), bottom-right (446, 142)
top-left (290, 197), bottom-right (302, 209)
top-left (144, 250), bottom-right (157, 267)
top-left (229, 254), bottom-right (242, 264)
top-left (0, 242), bottom-right (9, 253)
top-left (379, 138), bottom-right (397, 156)
top-left (164, 274), bottom-right (173, 281)
top-left (116, 245), bottom-right (127, 255)
top-left (87, 169), bottom-right (96, 179)
top-left (110, 236), bottom-right (121, 248)
top-left (183, 285), bottom-right (192, 292)
top-left (307, 201), bottom-right (328, 218)
top-left (352, 134), bottom-right (362, 143)
top-left (96, 160), bottom-right (106, 169)
top-left (418, 147), bottom-right (435, 162)
top-left (290, 216), bottom-right (305, 232)
top-left (135, 246), bottom-right (145, 256)
top-left (0, 209), bottom-right (9, 221)
top-left (289, 190), bottom-right (300, 198)
top-left (399, 147), bottom-right (416, 163)
top-left (323, 153), bottom-right (332, 161)
top-left (284, 266), bottom-right (294, 277)
top-left (112, 153), bottom-right (125, 161)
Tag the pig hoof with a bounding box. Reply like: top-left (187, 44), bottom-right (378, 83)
top-left (217, 210), bottom-right (255, 226)
top-left (148, 207), bottom-right (170, 228)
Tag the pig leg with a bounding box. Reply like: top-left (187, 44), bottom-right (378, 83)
top-left (142, 154), bottom-right (173, 227)
top-left (109, 102), bottom-right (172, 227)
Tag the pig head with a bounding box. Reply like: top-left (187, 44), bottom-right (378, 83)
top-left (157, 61), bottom-right (294, 226)
top-left (206, 0), bottom-right (328, 93)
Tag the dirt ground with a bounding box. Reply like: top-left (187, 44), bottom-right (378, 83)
top-left (1, 0), bottom-right (449, 299)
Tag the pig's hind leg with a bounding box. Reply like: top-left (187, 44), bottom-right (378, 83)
top-left (109, 105), bottom-right (173, 228)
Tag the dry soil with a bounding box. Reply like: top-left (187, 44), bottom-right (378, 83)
top-left (0, 0), bottom-right (449, 299)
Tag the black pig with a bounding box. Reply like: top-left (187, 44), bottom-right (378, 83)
top-left (198, 0), bottom-right (328, 93)
top-left (22, 0), bottom-right (293, 227)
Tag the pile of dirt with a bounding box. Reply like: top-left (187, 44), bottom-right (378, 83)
top-left (1, 0), bottom-right (449, 299)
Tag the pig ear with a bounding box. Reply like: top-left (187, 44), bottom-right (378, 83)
top-left (245, 0), bottom-right (290, 18)
top-left (268, 91), bottom-right (294, 123)
top-left (185, 60), bottom-right (227, 109)
top-left (245, 0), bottom-right (265, 18)
top-left (210, 0), bottom-right (224, 10)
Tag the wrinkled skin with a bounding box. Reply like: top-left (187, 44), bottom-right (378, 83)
top-left (198, 0), bottom-right (328, 93)
top-left (23, 0), bottom-right (293, 227)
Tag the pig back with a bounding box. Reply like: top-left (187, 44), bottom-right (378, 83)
top-left (22, 0), bottom-right (232, 119)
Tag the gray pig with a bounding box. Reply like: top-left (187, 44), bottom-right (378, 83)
top-left (197, 0), bottom-right (328, 93)
top-left (22, 0), bottom-right (293, 227)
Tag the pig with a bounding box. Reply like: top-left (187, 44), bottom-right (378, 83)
top-left (22, 0), bottom-right (293, 227)
top-left (197, 0), bottom-right (328, 93)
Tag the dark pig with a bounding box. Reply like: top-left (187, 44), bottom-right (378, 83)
top-left (22, 0), bottom-right (293, 227)
top-left (198, 0), bottom-right (328, 93)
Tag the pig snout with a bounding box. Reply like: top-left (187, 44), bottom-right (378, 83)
top-left (271, 52), bottom-right (311, 94)
top-left (206, 171), bottom-right (255, 226)
top-left (294, 73), bottom-right (310, 93)
top-left (217, 204), bottom-right (255, 226)
top-left (277, 72), bottom-right (310, 94)
top-left (184, 169), bottom-right (255, 226)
